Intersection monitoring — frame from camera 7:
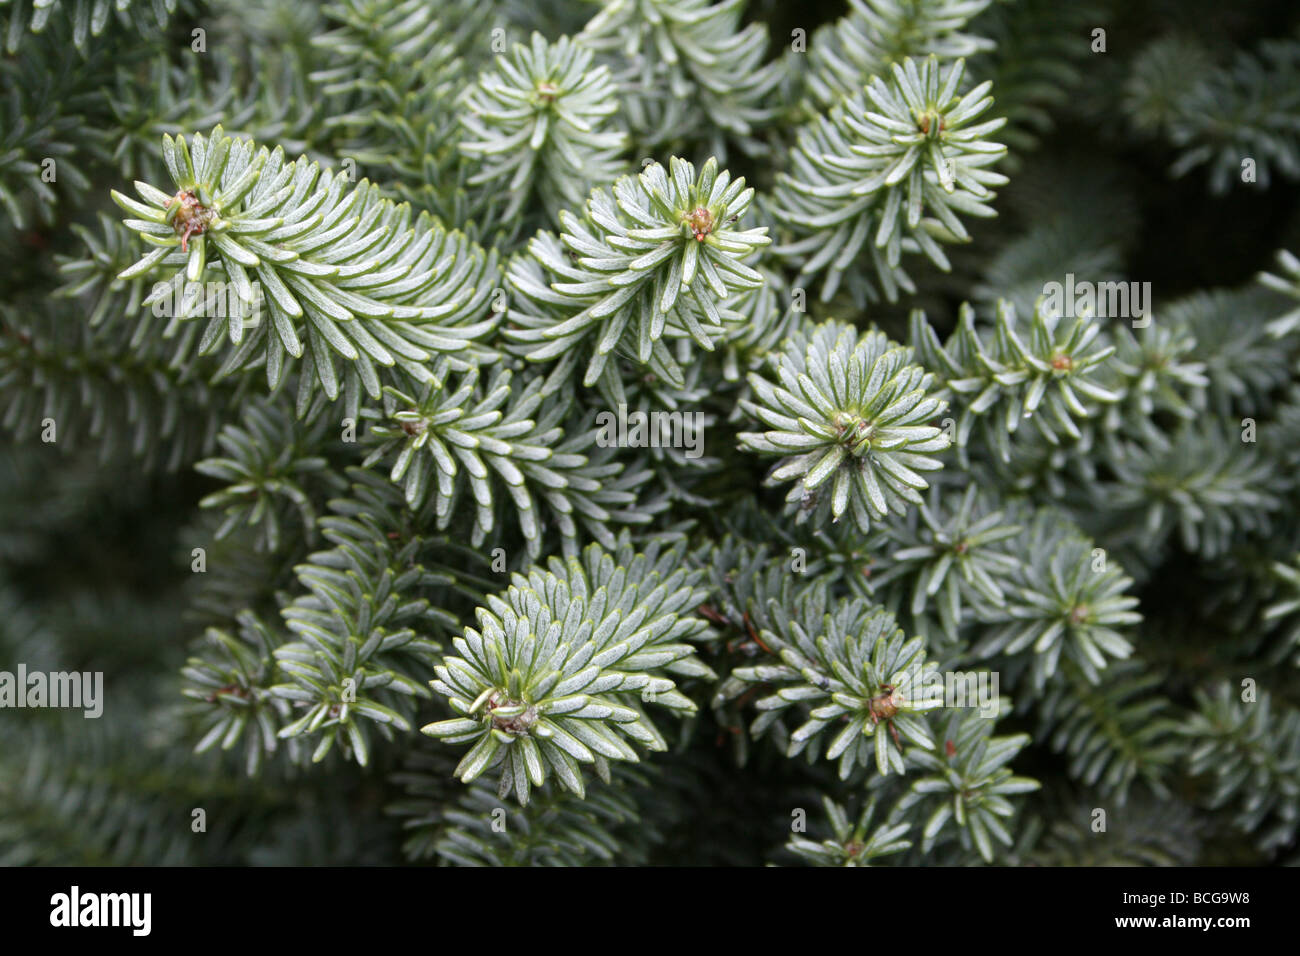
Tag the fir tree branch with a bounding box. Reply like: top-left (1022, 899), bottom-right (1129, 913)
top-left (867, 485), bottom-right (1022, 643)
top-left (909, 300), bottom-right (1119, 465)
top-left (785, 795), bottom-right (912, 866)
top-left (422, 535), bottom-right (714, 805)
top-left (771, 55), bottom-right (1008, 303)
top-left (802, 0), bottom-right (995, 111)
top-left (578, 0), bottom-right (783, 157)
top-left (196, 395), bottom-right (347, 553)
top-left (1181, 683), bottom-right (1300, 854)
top-left (504, 155), bottom-right (769, 394)
top-left (1133, 36), bottom-right (1300, 193)
top-left (723, 593), bottom-right (943, 777)
top-left (112, 127), bottom-right (502, 415)
top-left (893, 703), bottom-right (1039, 863)
top-left (458, 32), bottom-right (627, 227)
top-left (1093, 421), bottom-right (1281, 560)
top-left (970, 508), bottom-right (1141, 689)
top-left (0, 0), bottom-right (177, 54)
top-left (739, 319), bottom-right (950, 533)
top-left (1032, 660), bottom-right (1181, 804)
top-left (309, 0), bottom-right (492, 232)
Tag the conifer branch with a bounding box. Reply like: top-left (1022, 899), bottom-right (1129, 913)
top-left (1182, 684), bottom-right (1300, 853)
top-left (504, 156), bottom-right (769, 393)
top-left (803, 0), bottom-right (995, 111)
top-left (422, 536), bottom-right (713, 805)
top-left (723, 594), bottom-right (943, 777)
top-left (785, 796), bottom-right (912, 866)
top-left (196, 397), bottom-right (346, 553)
top-left (458, 32), bottom-right (627, 226)
top-left (894, 704), bottom-right (1039, 863)
top-left (867, 485), bottom-right (1021, 642)
top-left (771, 55), bottom-right (1008, 302)
top-left (909, 300), bottom-right (1119, 464)
top-left (1095, 422), bottom-right (1280, 560)
top-left (112, 128), bottom-right (501, 413)
top-left (0, 0), bottom-right (176, 53)
top-left (578, 0), bottom-right (782, 156)
top-left (739, 319), bottom-right (950, 533)
top-left (1033, 661), bottom-right (1181, 804)
top-left (970, 509), bottom-right (1141, 689)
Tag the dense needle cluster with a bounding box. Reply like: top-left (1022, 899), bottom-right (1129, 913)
top-left (4, 0), bottom-right (1300, 869)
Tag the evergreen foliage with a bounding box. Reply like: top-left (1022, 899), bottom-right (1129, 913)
top-left (771, 54), bottom-right (1008, 303)
top-left (505, 155), bottom-right (769, 397)
top-left (4, 0), bottom-right (1300, 869)
top-left (457, 33), bottom-right (626, 228)
top-left (739, 319), bottom-right (949, 531)
top-left (578, 0), bottom-right (783, 158)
